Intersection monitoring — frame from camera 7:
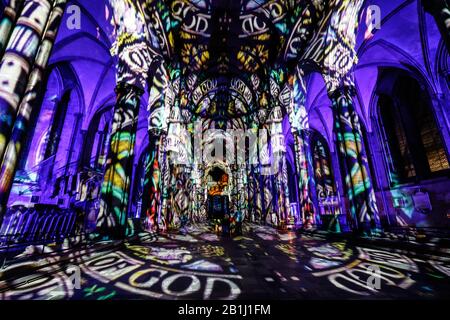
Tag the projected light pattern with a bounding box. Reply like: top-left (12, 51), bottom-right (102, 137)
top-left (93, 0), bottom-right (381, 237)
top-left (1, 225), bottom-right (449, 300)
top-left (108, 0), bottom-right (152, 90)
top-left (96, 84), bottom-right (142, 239)
top-left (331, 86), bottom-right (379, 231)
top-left (0, 0), bottom-right (52, 160)
top-left (0, 0), bottom-right (54, 218)
top-left (0, 1), bottom-right (448, 304)
top-left (0, 0), bottom-right (24, 57)
top-left (144, 136), bottom-right (161, 230)
top-left (287, 69), bottom-right (316, 226)
top-left (312, 135), bottom-right (337, 217)
top-left (0, 0), bottom-right (68, 221)
top-left (0, 0), bottom-right (394, 238)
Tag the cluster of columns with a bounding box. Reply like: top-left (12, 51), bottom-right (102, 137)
top-left (95, 80), bottom-right (382, 237)
top-left (188, 123), bottom-right (206, 226)
top-left (0, 0), bottom-right (67, 225)
top-left (91, 1), bottom-right (383, 238)
top-left (95, 84), bottom-right (143, 239)
top-left (78, 2), bottom-right (384, 238)
top-left (0, 0), bottom-right (23, 56)
top-left (95, 0), bottom-right (158, 238)
top-left (266, 66), bottom-right (381, 232)
top-left (235, 164), bottom-right (247, 222)
top-left (164, 66), bottom-right (192, 231)
top-left (312, 134), bottom-right (335, 205)
top-left (0, 0), bottom-right (405, 239)
top-left (143, 63), bottom-right (207, 233)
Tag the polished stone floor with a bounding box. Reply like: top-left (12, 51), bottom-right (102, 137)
top-left (1, 224), bottom-right (449, 300)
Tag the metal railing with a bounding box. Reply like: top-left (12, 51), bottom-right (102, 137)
top-left (0, 206), bottom-right (88, 268)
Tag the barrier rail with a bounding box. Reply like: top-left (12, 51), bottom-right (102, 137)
top-left (0, 206), bottom-right (88, 268)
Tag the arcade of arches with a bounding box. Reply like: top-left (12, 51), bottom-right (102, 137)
top-left (0, 0), bottom-right (449, 242)
top-left (1, 0), bottom-right (450, 301)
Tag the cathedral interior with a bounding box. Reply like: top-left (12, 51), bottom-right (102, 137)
top-left (0, 0), bottom-right (449, 301)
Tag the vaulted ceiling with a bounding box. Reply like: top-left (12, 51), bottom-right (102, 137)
top-left (106, 0), bottom-right (364, 125)
top-left (1, 0), bottom-right (445, 151)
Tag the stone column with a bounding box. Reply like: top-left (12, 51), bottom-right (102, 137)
top-left (280, 155), bottom-right (291, 225)
top-left (191, 115), bottom-right (204, 223)
top-left (166, 96), bottom-right (187, 230)
top-left (303, 129), bottom-right (320, 225)
top-left (159, 135), bottom-right (170, 230)
top-left (0, 0), bottom-right (53, 162)
top-left (247, 135), bottom-right (263, 223)
top-left (0, 0), bottom-right (66, 222)
top-left (144, 62), bottom-right (171, 231)
top-left (233, 163), bottom-right (247, 226)
top-left (0, 0), bottom-right (24, 58)
top-left (144, 134), bottom-right (162, 231)
top-left (258, 155), bottom-right (273, 226)
top-left (330, 86), bottom-right (380, 233)
top-left (230, 164), bottom-right (238, 215)
top-left (422, 0), bottom-right (450, 52)
top-left (95, 83), bottom-right (143, 239)
top-left (190, 163), bottom-right (201, 221)
top-left (257, 127), bottom-right (270, 224)
top-left (312, 136), bottom-right (325, 210)
top-left (329, 144), bottom-right (348, 229)
top-left (238, 164), bottom-right (248, 220)
top-left (246, 164), bottom-right (254, 222)
top-left (266, 105), bottom-right (289, 227)
top-left (253, 163), bottom-right (263, 223)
